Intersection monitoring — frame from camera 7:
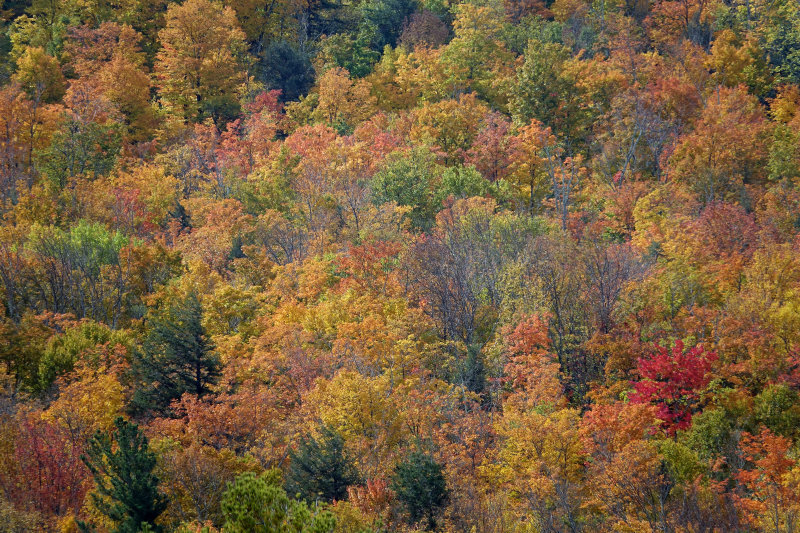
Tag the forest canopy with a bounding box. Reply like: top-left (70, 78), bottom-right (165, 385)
top-left (0, 0), bottom-right (800, 531)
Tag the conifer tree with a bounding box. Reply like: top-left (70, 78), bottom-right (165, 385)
top-left (79, 417), bottom-right (167, 533)
top-left (131, 291), bottom-right (220, 415)
top-left (222, 471), bottom-right (336, 533)
top-left (391, 451), bottom-right (448, 531)
top-left (285, 426), bottom-right (360, 503)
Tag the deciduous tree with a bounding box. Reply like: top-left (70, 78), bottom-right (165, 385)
top-left (155, 0), bottom-right (248, 125)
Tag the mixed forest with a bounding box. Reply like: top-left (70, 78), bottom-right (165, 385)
top-left (1, 0), bottom-right (800, 531)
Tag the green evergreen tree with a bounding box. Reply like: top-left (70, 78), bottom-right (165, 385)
top-left (456, 343), bottom-right (487, 395)
top-left (79, 417), bottom-right (167, 533)
top-left (222, 471), bottom-right (336, 533)
top-left (285, 426), bottom-right (360, 503)
top-left (259, 40), bottom-right (314, 102)
top-left (391, 451), bottom-right (448, 531)
top-left (360, 0), bottom-right (418, 50)
top-left (131, 291), bottom-right (220, 415)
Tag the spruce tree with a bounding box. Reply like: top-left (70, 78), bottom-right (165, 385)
top-left (79, 417), bottom-right (167, 533)
top-left (285, 426), bottom-right (360, 503)
top-left (131, 291), bottom-right (220, 415)
top-left (391, 451), bottom-right (448, 531)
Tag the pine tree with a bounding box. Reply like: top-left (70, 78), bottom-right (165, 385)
top-left (131, 291), bottom-right (221, 415)
top-left (285, 426), bottom-right (360, 503)
top-left (79, 417), bottom-right (167, 533)
top-left (222, 471), bottom-right (336, 533)
top-left (391, 451), bottom-right (448, 531)
top-left (456, 343), bottom-right (487, 395)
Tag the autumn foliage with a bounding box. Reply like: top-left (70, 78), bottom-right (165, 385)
top-left (631, 340), bottom-right (717, 433)
top-left (0, 0), bottom-right (799, 531)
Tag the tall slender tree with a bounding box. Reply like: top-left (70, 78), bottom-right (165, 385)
top-left (391, 451), bottom-right (448, 531)
top-left (285, 426), bottom-right (360, 503)
top-left (79, 417), bottom-right (167, 533)
top-left (131, 291), bottom-right (220, 415)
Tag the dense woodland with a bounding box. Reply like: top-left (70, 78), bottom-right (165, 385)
top-left (0, 0), bottom-right (799, 531)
